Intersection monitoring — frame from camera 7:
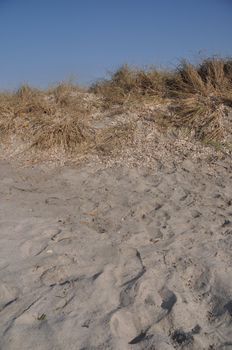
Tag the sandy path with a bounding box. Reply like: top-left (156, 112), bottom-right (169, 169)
top-left (1, 159), bottom-right (232, 350)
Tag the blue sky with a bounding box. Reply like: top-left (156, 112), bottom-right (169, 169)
top-left (0, 0), bottom-right (232, 89)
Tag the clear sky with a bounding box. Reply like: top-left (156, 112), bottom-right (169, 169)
top-left (0, 0), bottom-right (232, 89)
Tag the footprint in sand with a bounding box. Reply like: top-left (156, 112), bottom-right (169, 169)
top-left (114, 247), bottom-right (145, 286)
top-left (20, 239), bottom-right (49, 257)
top-left (20, 228), bottom-right (63, 257)
top-left (40, 263), bottom-right (103, 287)
top-left (0, 283), bottom-right (19, 311)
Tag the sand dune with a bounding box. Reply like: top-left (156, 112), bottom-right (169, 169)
top-left (1, 157), bottom-right (232, 349)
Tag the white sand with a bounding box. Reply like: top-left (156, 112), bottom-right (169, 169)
top-left (1, 158), bottom-right (232, 349)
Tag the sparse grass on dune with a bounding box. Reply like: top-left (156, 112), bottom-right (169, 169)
top-left (94, 122), bottom-right (135, 155)
top-left (0, 57), bottom-right (232, 161)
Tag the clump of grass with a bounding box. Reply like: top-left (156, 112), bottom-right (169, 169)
top-left (95, 122), bottom-right (135, 155)
top-left (91, 64), bottom-right (171, 108)
top-left (16, 84), bottom-right (38, 100)
top-left (49, 82), bottom-right (84, 107)
top-left (167, 58), bottom-right (232, 141)
top-left (0, 92), bottom-right (15, 136)
top-left (0, 82), bottom-right (95, 153)
top-left (224, 59), bottom-right (232, 83)
top-left (26, 115), bottom-right (94, 152)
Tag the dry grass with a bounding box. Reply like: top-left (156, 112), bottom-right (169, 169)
top-left (26, 116), bottom-right (95, 152)
top-left (0, 82), bottom-right (134, 156)
top-left (91, 59), bottom-right (232, 142)
top-left (0, 57), bottom-right (232, 161)
top-left (167, 59), bottom-right (232, 141)
top-left (48, 82), bottom-right (85, 107)
top-left (94, 122), bottom-right (135, 155)
top-left (0, 83), bottom-right (95, 152)
top-left (90, 65), bottom-right (170, 108)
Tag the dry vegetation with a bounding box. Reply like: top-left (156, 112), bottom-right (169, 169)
top-left (0, 82), bottom-right (134, 159)
top-left (90, 64), bottom-right (170, 108)
top-left (167, 59), bottom-right (232, 141)
top-left (0, 57), bottom-right (232, 162)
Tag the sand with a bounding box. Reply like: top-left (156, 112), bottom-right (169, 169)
top-left (1, 157), bottom-right (232, 350)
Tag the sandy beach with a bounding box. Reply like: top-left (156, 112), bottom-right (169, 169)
top-left (1, 155), bottom-right (232, 350)
top-left (0, 0), bottom-right (232, 348)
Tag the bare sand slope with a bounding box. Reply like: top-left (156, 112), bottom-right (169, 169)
top-left (1, 159), bottom-right (232, 350)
